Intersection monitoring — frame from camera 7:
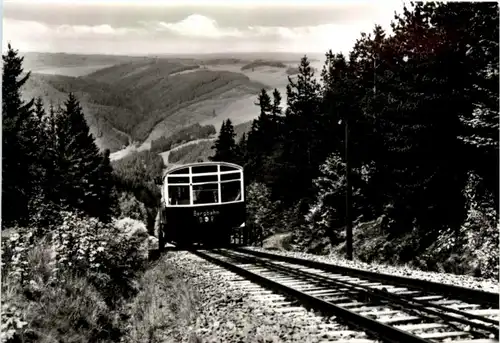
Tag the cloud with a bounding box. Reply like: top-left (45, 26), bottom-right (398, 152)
top-left (3, 11), bottom-right (397, 55)
top-left (144, 14), bottom-right (380, 54)
top-left (155, 14), bottom-right (244, 38)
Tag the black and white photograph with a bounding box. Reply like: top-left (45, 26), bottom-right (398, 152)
top-left (1, 0), bottom-right (499, 342)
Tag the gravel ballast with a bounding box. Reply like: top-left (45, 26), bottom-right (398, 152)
top-left (244, 247), bottom-right (499, 293)
top-left (139, 251), bottom-right (378, 343)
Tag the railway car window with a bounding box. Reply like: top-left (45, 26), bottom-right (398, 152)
top-left (220, 165), bottom-right (238, 172)
top-left (168, 185), bottom-right (190, 205)
top-left (193, 183), bottom-right (219, 204)
top-left (170, 168), bottom-right (188, 175)
top-left (167, 176), bottom-right (189, 184)
top-left (192, 165), bottom-right (218, 174)
top-left (192, 175), bottom-right (218, 183)
top-left (221, 181), bottom-right (242, 203)
top-left (220, 172), bottom-right (241, 181)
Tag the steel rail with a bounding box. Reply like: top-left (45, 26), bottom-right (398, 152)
top-left (236, 247), bottom-right (499, 307)
top-left (221, 249), bottom-right (498, 338)
top-left (191, 249), bottom-right (433, 343)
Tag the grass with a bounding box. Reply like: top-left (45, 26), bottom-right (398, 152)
top-left (263, 233), bottom-right (294, 250)
top-left (2, 240), bottom-right (123, 343)
top-left (124, 258), bottom-right (200, 343)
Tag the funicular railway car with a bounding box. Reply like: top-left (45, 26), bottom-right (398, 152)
top-left (157, 161), bottom-right (245, 249)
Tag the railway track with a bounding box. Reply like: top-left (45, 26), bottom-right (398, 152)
top-left (191, 248), bottom-right (499, 343)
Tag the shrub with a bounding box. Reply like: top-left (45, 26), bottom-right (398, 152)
top-left (1, 235), bottom-right (122, 343)
top-left (50, 212), bottom-right (148, 306)
top-left (1, 212), bottom-right (150, 342)
top-left (298, 152), bottom-right (374, 253)
top-left (245, 182), bottom-right (278, 239)
top-left (117, 192), bottom-right (149, 224)
top-left (245, 182), bottom-right (306, 246)
top-left (419, 172), bottom-right (499, 279)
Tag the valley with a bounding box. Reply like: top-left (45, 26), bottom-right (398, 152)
top-left (20, 51), bottom-right (325, 161)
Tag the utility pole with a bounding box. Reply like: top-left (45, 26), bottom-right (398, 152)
top-left (345, 116), bottom-right (353, 261)
top-left (330, 54), bottom-right (353, 261)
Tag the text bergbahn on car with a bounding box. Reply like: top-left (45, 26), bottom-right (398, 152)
top-left (156, 161), bottom-right (246, 248)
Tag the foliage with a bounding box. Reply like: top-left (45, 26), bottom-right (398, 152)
top-left (50, 213), bottom-right (148, 304)
top-left (210, 119), bottom-right (240, 164)
top-left (50, 93), bottom-right (118, 222)
top-left (245, 182), bottom-right (306, 244)
top-left (419, 172), bottom-right (499, 279)
top-left (1, 213), bottom-right (149, 342)
top-left (168, 140), bottom-right (215, 164)
top-left (233, 120), bottom-right (253, 142)
top-left (303, 153), bottom-right (379, 248)
top-left (112, 150), bottom-right (164, 233)
top-left (245, 183), bottom-right (279, 239)
top-left (124, 258), bottom-right (199, 343)
top-left (2, 45), bottom-right (118, 228)
top-left (232, 2), bottom-right (498, 276)
top-left (2, 43), bottom-right (35, 226)
top-left (117, 192), bottom-right (149, 224)
top-left (150, 123), bottom-right (216, 154)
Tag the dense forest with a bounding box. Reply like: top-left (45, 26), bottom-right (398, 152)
top-left (241, 60), bottom-right (287, 71)
top-left (168, 140), bottom-right (215, 164)
top-left (210, 2), bottom-right (499, 277)
top-left (150, 123), bottom-right (216, 154)
top-left (2, 44), bottom-right (164, 232)
top-left (111, 151), bottom-right (164, 232)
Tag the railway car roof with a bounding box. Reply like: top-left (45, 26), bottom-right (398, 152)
top-left (163, 161), bottom-right (243, 178)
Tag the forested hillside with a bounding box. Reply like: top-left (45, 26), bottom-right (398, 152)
top-left (210, 2), bottom-right (499, 279)
top-left (165, 120), bottom-right (252, 164)
top-left (150, 123), bottom-right (216, 154)
top-left (20, 58), bottom-right (267, 153)
top-left (21, 51), bottom-right (147, 73)
top-left (241, 60), bottom-right (287, 71)
top-left (112, 151), bottom-right (164, 231)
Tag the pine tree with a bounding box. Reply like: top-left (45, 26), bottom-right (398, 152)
top-left (271, 88), bottom-right (284, 137)
top-left (245, 89), bottom-right (274, 181)
top-left (279, 56), bottom-right (323, 205)
top-left (54, 93), bottom-right (106, 218)
top-left (28, 98), bottom-right (49, 204)
top-left (210, 119), bottom-right (239, 163)
top-left (432, 2), bottom-right (500, 208)
top-left (96, 149), bottom-right (118, 222)
top-left (237, 132), bottom-right (248, 167)
top-left (2, 43), bottom-right (35, 226)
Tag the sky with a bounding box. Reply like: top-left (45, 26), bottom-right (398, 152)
top-left (2, 0), bottom-right (405, 56)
